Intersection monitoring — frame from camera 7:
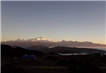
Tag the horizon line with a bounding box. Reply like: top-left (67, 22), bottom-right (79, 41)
top-left (1, 37), bottom-right (106, 45)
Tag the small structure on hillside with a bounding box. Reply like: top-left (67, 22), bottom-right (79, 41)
top-left (28, 54), bottom-right (36, 60)
top-left (21, 54), bottom-right (36, 60)
top-left (21, 54), bottom-right (28, 60)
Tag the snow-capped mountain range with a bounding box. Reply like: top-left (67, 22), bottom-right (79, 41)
top-left (14, 37), bottom-right (53, 42)
top-left (9, 37), bottom-right (95, 43)
top-left (1, 37), bottom-right (106, 49)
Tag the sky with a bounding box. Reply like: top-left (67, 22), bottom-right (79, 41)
top-left (1, 1), bottom-right (106, 44)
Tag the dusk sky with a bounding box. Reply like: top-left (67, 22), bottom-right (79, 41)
top-left (1, 1), bottom-right (106, 44)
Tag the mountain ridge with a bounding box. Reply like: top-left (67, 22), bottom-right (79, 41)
top-left (1, 37), bottom-right (106, 49)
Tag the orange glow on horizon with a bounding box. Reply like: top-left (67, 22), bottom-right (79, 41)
top-left (1, 38), bottom-right (106, 45)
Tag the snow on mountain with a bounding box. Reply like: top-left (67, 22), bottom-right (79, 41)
top-left (1, 37), bottom-right (106, 48)
top-left (26, 37), bottom-right (53, 42)
top-left (15, 38), bottom-right (25, 41)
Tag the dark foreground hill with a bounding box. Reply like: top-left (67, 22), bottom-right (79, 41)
top-left (1, 44), bottom-right (106, 73)
top-left (1, 44), bottom-right (44, 57)
top-left (2, 44), bottom-right (106, 57)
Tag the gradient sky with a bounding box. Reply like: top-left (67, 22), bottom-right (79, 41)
top-left (1, 1), bottom-right (106, 44)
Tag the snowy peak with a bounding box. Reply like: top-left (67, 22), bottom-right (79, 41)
top-left (15, 38), bottom-right (25, 41)
top-left (36, 37), bottom-right (47, 40)
top-left (26, 37), bottom-right (53, 42)
top-left (36, 37), bottom-right (52, 41)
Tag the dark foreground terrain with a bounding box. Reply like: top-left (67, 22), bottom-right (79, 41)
top-left (1, 44), bottom-right (106, 73)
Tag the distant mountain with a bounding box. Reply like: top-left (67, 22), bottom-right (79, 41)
top-left (27, 45), bottom-right (51, 52)
top-left (15, 38), bottom-right (25, 42)
top-left (26, 46), bottom-right (106, 54)
top-left (1, 37), bottom-right (106, 49)
top-left (26, 37), bottom-right (53, 42)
